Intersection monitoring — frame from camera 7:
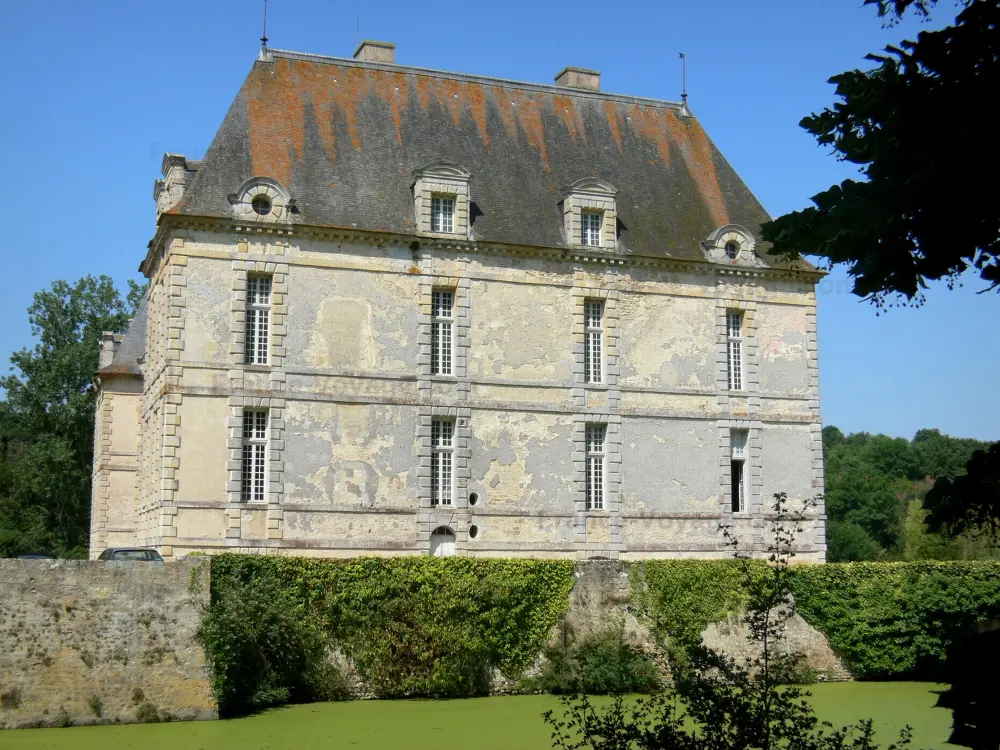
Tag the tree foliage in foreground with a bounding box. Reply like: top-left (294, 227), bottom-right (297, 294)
top-left (544, 494), bottom-right (913, 750)
top-left (0, 275), bottom-right (143, 558)
top-left (924, 442), bottom-right (1000, 540)
top-left (762, 0), bottom-right (998, 307)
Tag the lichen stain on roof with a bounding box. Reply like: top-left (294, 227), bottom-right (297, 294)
top-left (553, 95), bottom-right (586, 146)
top-left (173, 52), bottom-right (797, 265)
top-left (604, 100), bottom-right (624, 152)
top-left (509, 91), bottom-right (550, 172)
top-left (663, 112), bottom-right (730, 228)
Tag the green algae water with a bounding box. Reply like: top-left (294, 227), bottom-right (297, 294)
top-left (0, 683), bottom-right (956, 750)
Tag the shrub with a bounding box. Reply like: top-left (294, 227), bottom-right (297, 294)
top-left (534, 625), bottom-right (660, 695)
top-left (196, 575), bottom-right (339, 715)
top-left (87, 694), bottom-right (103, 718)
top-left (0, 686), bottom-right (22, 710)
top-left (633, 557), bottom-right (1000, 680)
top-left (202, 555), bottom-right (574, 710)
top-left (791, 561), bottom-right (1000, 679)
top-left (135, 701), bottom-right (159, 723)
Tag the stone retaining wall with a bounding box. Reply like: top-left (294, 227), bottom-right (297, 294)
top-left (0, 559), bottom-right (216, 729)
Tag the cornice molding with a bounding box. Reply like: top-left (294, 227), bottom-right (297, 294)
top-left (142, 213), bottom-right (825, 285)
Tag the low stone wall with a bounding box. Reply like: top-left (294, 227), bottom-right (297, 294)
top-left (0, 559), bottom-right (216, 729)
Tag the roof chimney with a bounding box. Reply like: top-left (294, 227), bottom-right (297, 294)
top-left (554, 67), bottom-right (600, 92)
top-left (353, 40), bottom-right (396, 63)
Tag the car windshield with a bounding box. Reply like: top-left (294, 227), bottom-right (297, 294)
top-left (114, 550), bottom-right (154, 561)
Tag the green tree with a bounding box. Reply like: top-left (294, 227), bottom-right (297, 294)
top-left (822, 426), bottom-right (993, 560)
top-left (0, 275), bottom-right (143, 558)
top-left (762, 0), bottom-right (998, 307)
top-left (827, 520), bottom-right (885, 562)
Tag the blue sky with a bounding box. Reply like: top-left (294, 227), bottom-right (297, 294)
top-left (2, 0), bottom-right (995, 441)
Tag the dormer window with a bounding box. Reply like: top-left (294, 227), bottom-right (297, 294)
top-left (431, 195), bottom-right (456, 233)
top-left (229, 177), bottom-right (292, 224)
top-left (704, 225), bottom-right (758, 265)
top-left (562, 178), bottom-right (618, 250)
top-left (412, 162), bottom-right (472, 237)
top-left (581, 211), bottom-right (603, 247)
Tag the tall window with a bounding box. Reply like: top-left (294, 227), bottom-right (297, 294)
top-left (241, 410), bottom-right (268, 502)
top-left (730, 429), bottom-right (748, 513)
top-left (581, 211), bottom-right (603, 246)
top-left (726, 310), bottom-right (743, 391)
top-left (430, 418), bottom-right (454, 506)
top-left (584, 300), bottom-right (603, 384)
top-left (431, 289), bottom-right (454, 375)
top-left (585, 423), bottom-right (606, 511)
top-left (245, 275), bottom-right (272, 365)
top-left (431, 195), bottom-right (455, 233)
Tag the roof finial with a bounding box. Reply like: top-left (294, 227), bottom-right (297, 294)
top-left (258, 0), bottom-right (269, 59)
top-left (678, 52), bottom-right (689, 114)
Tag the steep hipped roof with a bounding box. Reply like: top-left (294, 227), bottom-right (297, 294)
top-left (99, 300), bottom-right (146, 377)
top-left (171, 50), bottom-right (805, 267)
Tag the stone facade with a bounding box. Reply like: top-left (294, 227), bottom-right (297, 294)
top-left (90, 45), bottom-right (826, 561)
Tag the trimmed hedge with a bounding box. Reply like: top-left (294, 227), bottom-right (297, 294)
top-left (200, 556), bottom-right (1000, 713)
top-left (791, 561), bottom-right (1000, 679)
top-left (633, 560), bottom-right (1000, 680)
top-left (202, 555), bottom-right (574, 711)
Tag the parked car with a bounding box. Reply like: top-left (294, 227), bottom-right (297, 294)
top-left (16, 553), bottom-right (56, 559)
top-left (97, 548), bottom-right (164, 562)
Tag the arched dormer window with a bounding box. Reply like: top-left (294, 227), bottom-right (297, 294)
top-left (228, 177), bottom-right (293, 224)
top-left (412, 161), bottom-right (472, 238)
top-left (703, 224), bottom-right (758, 265)
top-left (561, 178), bottom-right (618, 250)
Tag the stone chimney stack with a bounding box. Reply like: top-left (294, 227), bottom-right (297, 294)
top-left (99, 332), bottom-right (124, 370)
top-left (554, 67), bottom-right (601, 92)
top-left (153, 153), bottom-right (191, 217)
top-left (353, 40), bottom-right (396, 63)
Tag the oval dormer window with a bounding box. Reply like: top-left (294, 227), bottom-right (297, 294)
top-left (725, 240), bottom-right (740, 260)
top-left (229, 177), bottom-right (291, 224)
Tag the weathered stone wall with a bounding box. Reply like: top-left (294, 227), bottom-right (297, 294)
top-left (0, 560), bottom-right (215, 729)
top-left (94, 228), bottom-right (825, 561)
top-left (90, 381), bottom-right (142, 556)
top-left (556, 561), bottom-right (850, 681)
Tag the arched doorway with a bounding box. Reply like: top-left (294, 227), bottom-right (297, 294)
top-left (429, 526), bottom-right (456, 557)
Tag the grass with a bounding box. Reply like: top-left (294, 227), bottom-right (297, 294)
top-left (0, 682), bottom-right (956, 750)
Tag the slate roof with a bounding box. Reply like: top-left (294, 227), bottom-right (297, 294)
top-left (170, 50), bottom-right (810, 268)
top-left (99, 300), bottom-right (146, 377)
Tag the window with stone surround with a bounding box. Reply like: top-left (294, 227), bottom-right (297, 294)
top-left (585, 423), bottom-right (606, 511)
top-left (412, 162), bottom-right (471, 237)
top-left (431, 195), bottom-right (456, 233)
top-left (241, 410), bottom-right (268, 503)
top-left (581, 211), bottom-right (603, 247)
top-left (730, 429), bottom-right (748, 512)
top-left (244, 275), bottom-right (272, 365)
top-left (431, 418), bottom-right (454, 506)
top-left (584, 300), bottom-right (603, 384)
top-left (431, 289), bottom-right (454, 376)
top-left (561, 178), bottom-right (617, 250)
top-left (726, 310), bottom-right (743, 391)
